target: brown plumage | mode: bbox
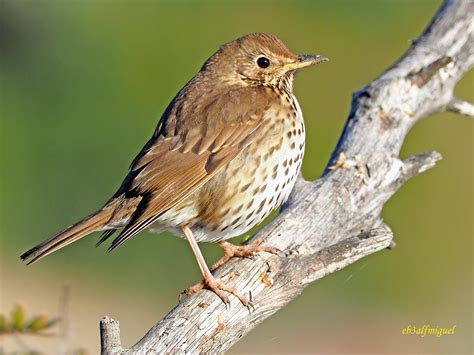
[21,33,327,304]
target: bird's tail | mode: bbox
[20,205,116,265]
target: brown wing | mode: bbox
[108,84,274,250]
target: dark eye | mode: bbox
[257,56,270,69]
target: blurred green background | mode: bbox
[1,0,472,353]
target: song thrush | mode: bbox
[21,33,327,305]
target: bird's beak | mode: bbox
[283,54,328,71]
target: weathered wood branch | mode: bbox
[100,0,473,353]
[100,316,122,353]
[447,97,474,117]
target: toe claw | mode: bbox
[214,241,281,268]
[188,276,249,307]
[219,284,248,306]
[183,280,205,298]
[245,301,255,313]
[276,249,286,258]
[264,246,281,255]
[217,292,229,305]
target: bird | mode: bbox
[20,33,327,305]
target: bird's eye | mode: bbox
[256,56,270,69]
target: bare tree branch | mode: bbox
[100,0,473,353]
[100,316,123,354]
[447,97,474,118]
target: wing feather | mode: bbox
[108,85,274,249]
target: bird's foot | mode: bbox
[184,274,248,306]
[210,240,280,271]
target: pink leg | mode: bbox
[181,226,248,305]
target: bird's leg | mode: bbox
[211,239,280,271]
[181,226,248,305]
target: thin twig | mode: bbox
[447,97,474,118]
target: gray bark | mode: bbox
[100,0,474,353]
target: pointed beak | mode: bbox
[283,54,328,71]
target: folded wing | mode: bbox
[108,85,274,250]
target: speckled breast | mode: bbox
[186,90,306,242]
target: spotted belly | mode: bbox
[196,131,304,242]
[150,94,305,243]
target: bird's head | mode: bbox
[202,33,327,92]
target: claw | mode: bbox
[184,276,248,306]
[245,290,255,313]
[210,241,280,271]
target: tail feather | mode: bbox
[20,207,114,265]
[96,229,117,247]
